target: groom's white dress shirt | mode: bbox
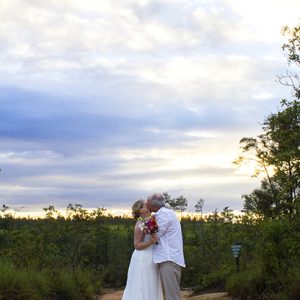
[153,207,185,267]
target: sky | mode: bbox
[0,0,299,215]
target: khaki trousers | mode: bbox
[158,261,182,300]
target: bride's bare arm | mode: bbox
[134,223,158,250]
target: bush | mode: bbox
[48,270,78,300]
[47,269,98,300]
[0,262,100,300]
[288,268,300,300]
[226,267,266,300]
[192,267,232,295]
[0,262,47,300]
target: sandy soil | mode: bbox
[98,289,232,300]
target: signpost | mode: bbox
[231,243,242,271]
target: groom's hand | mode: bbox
[150,234,159,245]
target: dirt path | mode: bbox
[99,289,232,300]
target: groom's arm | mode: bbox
[156,209,170,238]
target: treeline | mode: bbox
[0,205,134,299]
[0,205,300,299]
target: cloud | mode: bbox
[0,0,299,213]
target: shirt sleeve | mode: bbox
[156,209,170,238]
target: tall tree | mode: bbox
[162,192,172,204]
[235,22,300,218]
[194,198,204,216]
[162,192,188,213]
[175,195,188,214]
[281,23,300,98]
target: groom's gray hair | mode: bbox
[147,193,165,208]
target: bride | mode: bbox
[122,199,164,300]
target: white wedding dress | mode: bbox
[122,234,164,300]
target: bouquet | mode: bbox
[138,215,159,244]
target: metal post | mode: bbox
[235,256,240,271]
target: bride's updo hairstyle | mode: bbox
[132,199,144,219]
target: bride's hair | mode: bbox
[131,199,144,219]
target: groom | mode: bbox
[146,193,185,300]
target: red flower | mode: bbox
[144,216,159,235]
[138,215,159,244]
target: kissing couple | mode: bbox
[122,193,185,300]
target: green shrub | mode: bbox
[47,269,99,300]
[226,268,266,300]
[0,262,100,300]
[0,262,46,300]
[73,269,101,299]
[288,267,300,300]
[193,268,232,294]
[47,270,79,300]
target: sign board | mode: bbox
[231,244,242,258]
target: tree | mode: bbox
[162,192,172,204]
[175,195,188,214]
[0,204,9,213]
[43,205,62,219]
[280,23,300,99]
[194,198,204,216]
[237,100,300,218]
[162,192,188,213]
[0,204,10,218]
[235,22,300,218]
